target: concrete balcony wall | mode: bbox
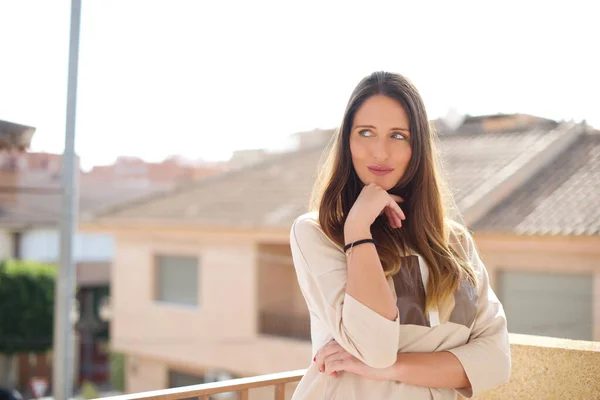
[478,334,600,399]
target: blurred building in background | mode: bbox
[0,145,230,391]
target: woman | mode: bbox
[289,71,510,399]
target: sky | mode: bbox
[0,0,598,171]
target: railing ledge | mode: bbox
[95,369,307,400]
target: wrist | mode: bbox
[389,354,405,381]
[343,223,372,244]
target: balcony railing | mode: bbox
[98,333,600,400]
[98,369,305,400]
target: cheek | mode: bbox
[349,139,365,164]
[403,148,412,164]
[394,145,412,168]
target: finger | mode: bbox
[315,342,344,371]
[316,340,339,359]
[324,354,349,375]
[380,191,405,220]
[324,351,351,366]
[325,359,346,377]
[319,348,352,372]
[384,208,397,228]
[393,208,403,227]
[389,194,404,203]
[388,199,406,220]
[386,204,404,227]
[388,207,403,228]
[392,213,402,229]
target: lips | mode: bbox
[367,166,394,176]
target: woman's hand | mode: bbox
[314,340,395,381]
[345,184,405,241]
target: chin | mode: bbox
[379,182,396,191]
[359,175,398,191]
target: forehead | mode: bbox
[353,95,409,127]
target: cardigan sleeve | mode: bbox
[290,214,400,368]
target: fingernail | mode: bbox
[313,356,316,362]
[319,367,323,372]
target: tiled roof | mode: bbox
[95,146,324,229]
[95,123,589,235]
[438,126,569,213]
[473,132,600,236]
[0,173,169,228]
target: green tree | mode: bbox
[109,351,125,392]
[0,259,56,387]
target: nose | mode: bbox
[371,137,390,162]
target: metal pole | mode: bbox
[53,0,82,399]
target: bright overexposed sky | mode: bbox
[0,1,598,170]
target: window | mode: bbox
[499,271,593,341]
[155,255,199,306]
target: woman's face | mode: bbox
[349,95,412,191]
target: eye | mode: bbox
[391,132,407,140]
[358,129,374,137]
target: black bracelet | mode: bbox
[344,238,376,253]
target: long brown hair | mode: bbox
[309,71,476,314]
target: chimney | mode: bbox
[294,128,335,150]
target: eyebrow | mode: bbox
[355,124,410,133]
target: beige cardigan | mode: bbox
[289,212,510,400]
